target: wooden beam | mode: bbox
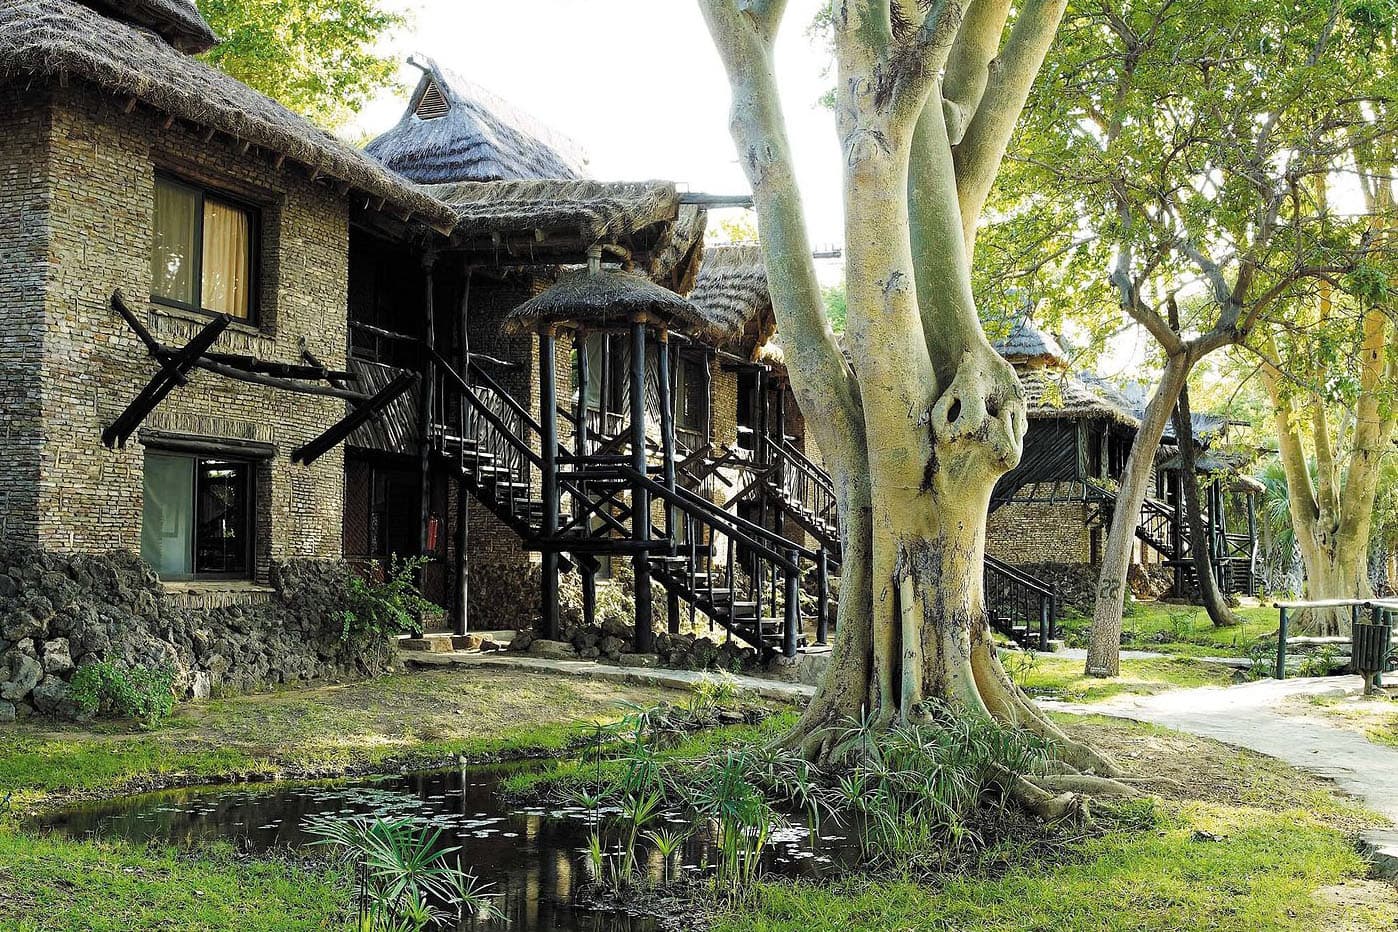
[103,315,230,448]
[292,370,418,465]
[273,153,287,171]
[122,96,138,114]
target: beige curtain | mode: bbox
[201,200,252,318]
[151,180,197,305]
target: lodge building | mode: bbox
[0,0,1257,714]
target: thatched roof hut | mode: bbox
[1015,367,1139,426]
[688,245,776,356]
[502,270,706,335]
[365,58,588,184]
[0,0,455,232]
[990,315,1068,367]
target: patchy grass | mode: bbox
[0,829,347,932]
[1058,601,1279,659]
[1287,693,1398,749]
[1011,653,1237,703]
[0,667,685,812]
[716,715,1395,932]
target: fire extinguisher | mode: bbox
[426,514,442,554]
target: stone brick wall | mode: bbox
[0,87,50,545]
[986,502,1094,564]
[16,85,349,569]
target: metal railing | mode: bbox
[984,554,1057,647]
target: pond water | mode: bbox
[38,762,861,931]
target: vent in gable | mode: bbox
[415,79,450,120]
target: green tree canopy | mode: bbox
[197,0,404,129]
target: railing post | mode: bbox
[783,548,799,659]
[1276,606,1289,679]
[538,325,561,642]
[816,548,830,646]
[415,248,438,639]
[1039,592,1050,651]
[1049,583,1058,641]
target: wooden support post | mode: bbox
[417,250,437,635]
[816,548,830,646]
[452,265,473,637]
[539,325,561,642]
[574,330,590,458]
[1246,492,1258,595]
[104,314,230,448]
[656,331,678,549]
[630,318,654,653]
[668,590,681,637]
[582,567,597,627]
[783,548,799,659]
[1276,606,1289,680]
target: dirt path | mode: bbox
[1049,675,1398,879]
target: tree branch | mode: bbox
[941,0,1013,144]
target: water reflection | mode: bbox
[38,763,860,932]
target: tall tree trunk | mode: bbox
[699,0,1122,815]
[1085,352,1190,677]
[1172,381,1240,627]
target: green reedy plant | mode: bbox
[683,749,784,895]
[304,815,500,931]
[67,661,176,728]
[340,556,435,644]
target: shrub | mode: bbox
[68,661,176,728]
[340,556,435,644]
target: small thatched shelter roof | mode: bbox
[1016,366,1139,426]
[502,270,705,335]
[0,0,455,232]
[366,58,588,184]
[990,315,1069,367]
[84,0,215,53]
[688,245,776,355]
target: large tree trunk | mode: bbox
[1172,381,1240,627]
[1085,352,1190,677]
[699,0,1122,816]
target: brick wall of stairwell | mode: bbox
[986,502,1095,565]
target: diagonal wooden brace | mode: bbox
[103,314,231,449]
[292,370,420,465]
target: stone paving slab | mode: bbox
[1046,675,1398,882]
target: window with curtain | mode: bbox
[150,176,257,321]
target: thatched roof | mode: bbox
[502,270,705,334]
[0,0,455,232]
[83,0,215,53]
[648,205,707,296]
[365,58,588,184]
[688,244,775,355]
[1017,366,1139,426]
[990,315,1068,366]
[425,179,678,244]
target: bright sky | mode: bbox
[350,0,846,249]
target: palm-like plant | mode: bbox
[304,815,501,931]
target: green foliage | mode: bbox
[830,711,1049,865]
[822,282,848,333]
[197,0,404,129]
[340,556,434,644]
[68,661,176,728]
[305,815,500,931]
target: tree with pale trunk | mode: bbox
[697,0,1130,817]
[973,0,1389,676]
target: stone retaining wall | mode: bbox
[0,547,395,721]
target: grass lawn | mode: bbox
[1057,600,1280,659]
[1011,653,1237,703]
[716,716,1397,932]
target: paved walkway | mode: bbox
[1047,675,1398,878]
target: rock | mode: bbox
[0,701,14,723]
[616,653,659,668]
[528,639,577,659]
[0,650,42,700]
[599,636,626,659]
[479,638,502,652]
[30,675,70,715]
[578,646,600,660]
[509,628,537,652]
[1,611,44,643]
[451,634,483,651]
[190,670,212,700]
[42,637,73,674]
[0,575,15,599]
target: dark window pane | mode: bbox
[194,460,250,575]
[151,179,197,305]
